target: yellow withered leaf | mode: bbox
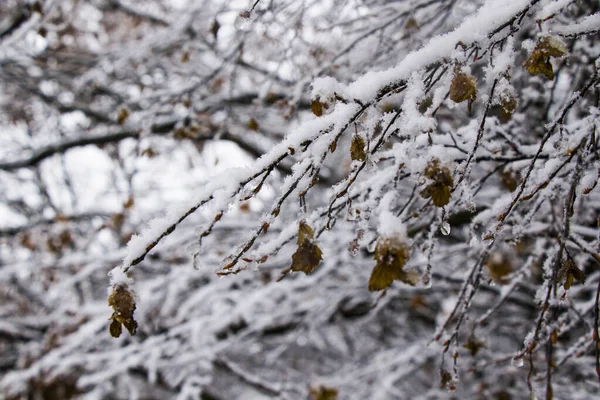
[368,236,417,291]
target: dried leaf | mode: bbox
[290,221,322,274]
[440,369,453,389]
[108,283,138,337]
[329,140,337,153]
[298,220,315,244]
[449,71,477,111]
[404,18,419,30]
[116,108,130,125]
[420,159,454,207]
[310,386,338,400]
[290,240,323,274]
[464,336,486,356]
[109,318,122,338]
[498,91,518,123]
[485,252,513,285]
[501,170,519,192]
[418,96,433,114]
[350,135,366,161]
[524,36,568,80]
[247,118,259,131]
[368,237,416,291]
[559,259,585,290]
[210,19,220,39]
[311,99,324,116]
[123,196,135,209]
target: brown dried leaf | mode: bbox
[298,220,315,244]
[210,19,220,39]
[449,71,477,111]
[420,159,454,207]
[311,99,324,116]
[498,91,518,123]
[559,259,585,290]
[501,170,519,192]
[108,283,137,337]
[368,237,416,291]
[440,369,453,389]
[485,253,513,285]
[117,108,130,125]
[290,240,323,275]
[464,336,486,356]
[310,386,338,400]
[524,36,567,80]
[247,118,259,131]
[109,319,122,338]
[350,135,366,161]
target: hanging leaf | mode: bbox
[418,96,433,114]
[350,135,366,161]
[420,159,454,207]
[498,91,518,123]
[108,283,138,337]
[311,98,328,116]
[298,220,315,243]
[368,236,417,291]
[440,369,453,389]
[523,36,568,80]
[290,239,323,274]
[404,18,419,31]
[501,170,519,192]
[210,19,220,39]
[116,107,130,125]
[464,336,486,356]
[247,118,259,131]
[109,319,122,338]
[485,252,513,284]
[558,259,585,290]
[449,70,477,112]
[290,221,323,274]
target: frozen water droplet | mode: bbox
[441,221,451,236]
[511,356,524,367]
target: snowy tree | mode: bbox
[1,0,600,399]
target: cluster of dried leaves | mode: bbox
[108,283,138,338]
